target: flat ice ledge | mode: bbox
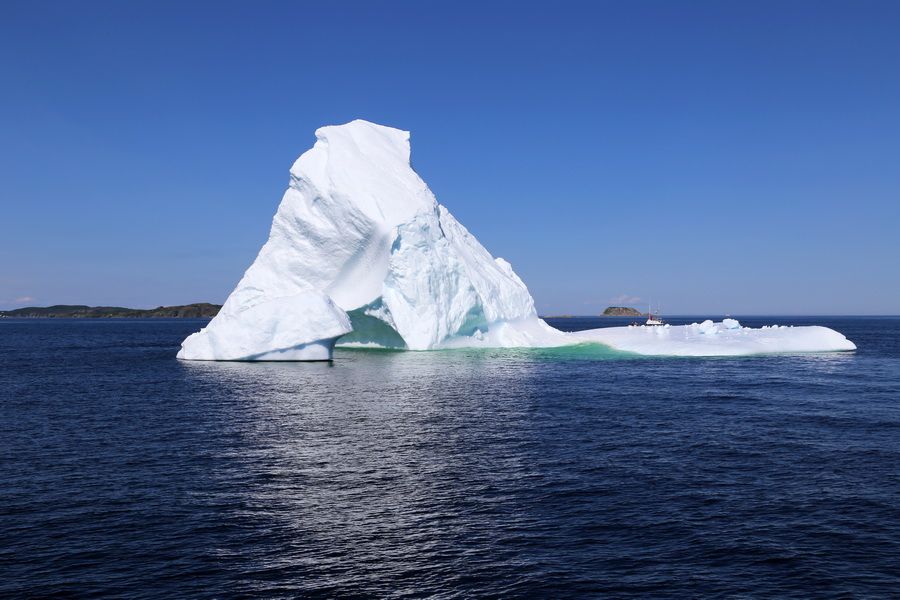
[338,318,856,358]
[570,319,857,357]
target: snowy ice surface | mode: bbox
[178,120,856,360]
[569,320,856,356]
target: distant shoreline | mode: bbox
[0,303,221,319]
[541,315,645,319]
[543,306,645,319]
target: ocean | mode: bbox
[2,316,898,597]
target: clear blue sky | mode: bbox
[2,1,898,314]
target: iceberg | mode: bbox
[178,120,856,360]
[178,120,558,360]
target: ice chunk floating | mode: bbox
[570,320,855,356]
[178,120,856,360]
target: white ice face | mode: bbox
[178,120,550,360]
[177,120,856,361]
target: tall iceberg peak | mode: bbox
[178,119,549,360]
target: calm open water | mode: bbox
[2,316,899,598]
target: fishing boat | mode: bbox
[645,303,665,326]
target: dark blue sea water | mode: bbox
[2,316,899,598]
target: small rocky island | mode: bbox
[0,303,221,318]
[602,306,643,317]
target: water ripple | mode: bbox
[1,317,898,597]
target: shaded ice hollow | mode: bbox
[178,120,856,360]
